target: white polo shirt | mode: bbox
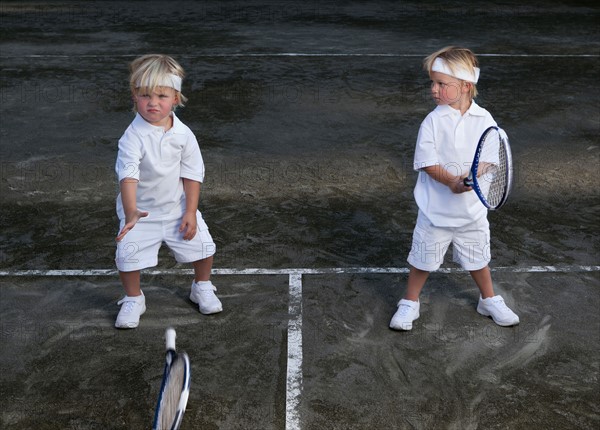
[115,112,205,221]
[413,102,496,227]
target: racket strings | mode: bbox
[478,132,508,207]
[157,357,186,430]
[488,146,507,206]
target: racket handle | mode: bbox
[463,177,473,187]
[165,327,176,351]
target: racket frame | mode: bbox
[464,125,513,210]
[152,328,191,430]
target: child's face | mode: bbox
[429,71,469,108]
[134,86,179,128]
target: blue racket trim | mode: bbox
[467,126,513,210]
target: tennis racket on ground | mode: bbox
[152,328,191,430]
[464,125,513,210]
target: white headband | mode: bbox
[431,57,480,83]
[136,73,182,91]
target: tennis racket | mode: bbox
[463,125,513,210]
[152,328,191,430]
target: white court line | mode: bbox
[286,273,303,430]
[1,264,597,430]
[3,53,599,58]
[0,265,598,277]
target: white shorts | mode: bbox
[115,210,216,272]
[407,211,491,272]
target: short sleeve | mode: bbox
[179,133,205,183]
[115,132,142,182]
[413,114,439,171]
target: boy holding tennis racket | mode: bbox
[390,46,519,331]
[114,54,222,329]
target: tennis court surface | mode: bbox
[1,1,598,429]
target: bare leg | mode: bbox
[192,255,213,282]
[404,266,430,301]
[470,266,495,299]
[119,270,142,296]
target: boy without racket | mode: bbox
[114,54,222,329]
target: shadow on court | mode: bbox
[1,1,599,429]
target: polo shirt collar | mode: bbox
[434,101,487,117]
[465,101,487,117]
[131,112,186,136]
[170,113,187,134]
[435,104,459,117]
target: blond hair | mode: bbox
[424,46,479,99]
[129,54,188,112]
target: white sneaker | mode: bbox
[389,299,420,331]
[115,293,146,329]
[190,281,223,314]
[477,295,519,326]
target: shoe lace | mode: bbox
[196,283,217,296]
[122,301,136,313]
[488,297,519,325]
[118,298,137,314]
[489,297,510,311]
[397,304,412,316]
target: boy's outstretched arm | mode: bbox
[180,178,201,240]
[422,165,472,194]
[116,178,148,242]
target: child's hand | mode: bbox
[422,165,472,195]
[450,177,472,194]
[116,210,149,242]
[179,211,198,241]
